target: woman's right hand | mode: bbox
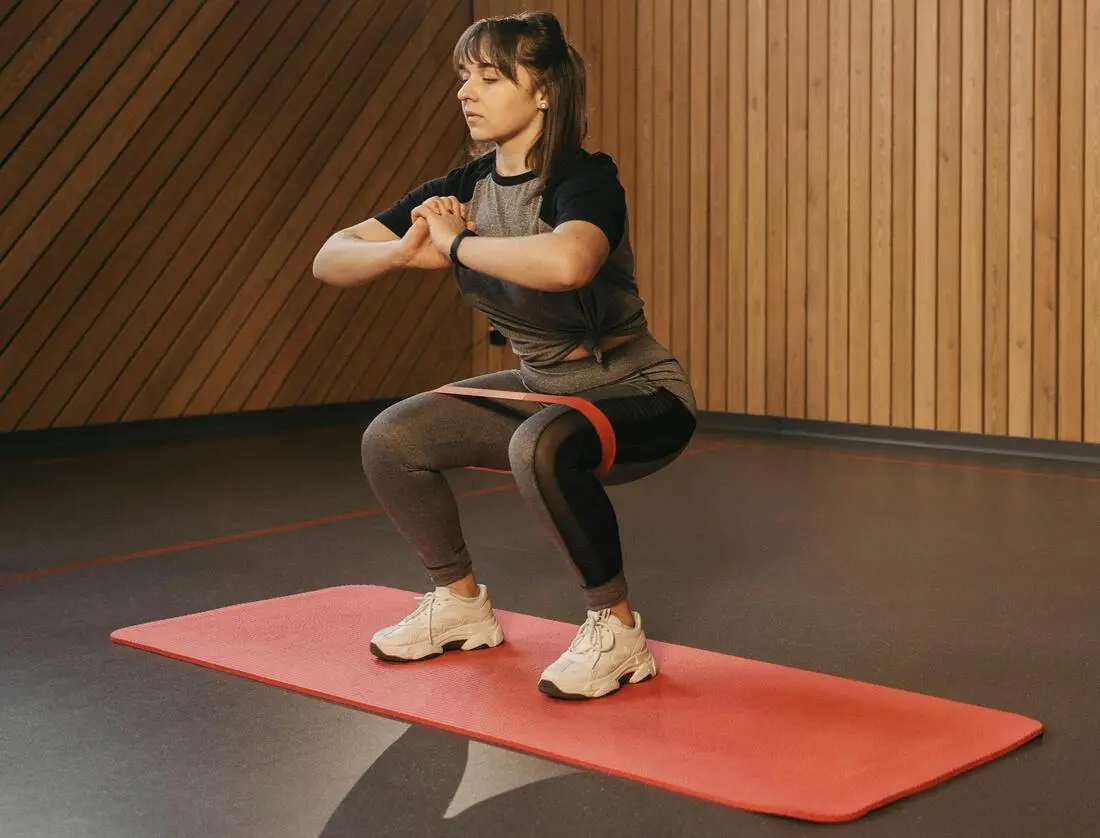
[400,197,475,270]
[399,217,450,270]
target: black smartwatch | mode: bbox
[449,228,477,269]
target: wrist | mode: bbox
[450,228,477,268]
[390,238,411,269]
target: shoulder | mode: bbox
[546,149,623,196]
[541,150,626,249]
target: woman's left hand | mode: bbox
[411,198,473,255]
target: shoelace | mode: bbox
[398,591,438,626]
[570,610,616,653]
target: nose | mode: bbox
[457,77,474,102]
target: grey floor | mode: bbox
[3,416,1098,837]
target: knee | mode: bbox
[360,395,434,476]
[508,412,594,483]
[507,422,551,483]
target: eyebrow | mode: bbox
[456,61,499,71]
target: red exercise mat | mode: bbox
[111,585,1042,823]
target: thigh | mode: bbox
[585,381,698,464]
[510,382,697,485]
[364,370,540,472]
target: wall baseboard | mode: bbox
[3,402,1098,466]
[696,412,1100,466]
[0,401,400,461]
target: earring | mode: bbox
[538,103,548,111]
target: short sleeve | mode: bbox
[371,159,481,236]
[371,175,449,238]
[549,160,627,250]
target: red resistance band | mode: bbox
[432,385,617,477]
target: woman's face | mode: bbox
[456,58,546,147]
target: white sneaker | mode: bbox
[537,609,658,699]
[369,584,505,662]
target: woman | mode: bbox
[312,11,696,700]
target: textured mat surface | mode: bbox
[111,585,1043,822]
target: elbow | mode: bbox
[312,238,341,285]
[556,255,595,292]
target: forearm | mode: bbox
[312,232,405,287]
[454,233,580,292]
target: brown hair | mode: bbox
[453,11,587,192]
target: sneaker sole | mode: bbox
[537,651,658,700]
[369,624,505,663]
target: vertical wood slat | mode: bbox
[869,0,892,427]
[671,0,691,371]
[891,0,916,429]
[689,0,710,407]
[747,0,768,414]
[960,0,986,434]
[806,0,829,421]
[1059,0,1085,441]
[1008,0,1035,437]
[727,0,748,413]
[787,0,808,420]
[937,0,962,432]
[827,0,850,422]
[913,0,937,429]
[651,0,672,351]
[1085,0,1100,443]
[707,0,728,411]
[849,0,871,425]
[1033,0,1059,439]
[766,0,788,417]
[985,0,1011,436]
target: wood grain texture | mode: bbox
[1,0,471,431]
[7,0,1098,443]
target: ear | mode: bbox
[534,84,549,111]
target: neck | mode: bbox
[494,119,543,176]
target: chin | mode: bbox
[468,127,498,143]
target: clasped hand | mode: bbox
[398,196,476,271]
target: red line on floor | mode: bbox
[6,435,1093,587]
[2,443,730,587]
[0,483,518,586]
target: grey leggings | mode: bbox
[360,367,697,610]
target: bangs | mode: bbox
[452,18,523,81]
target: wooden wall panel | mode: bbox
[6,1,1099,446]
[0,0,472,432]
[475,0,1100,444]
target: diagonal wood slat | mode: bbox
[0,0,275,431]
[0,0,473,433]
